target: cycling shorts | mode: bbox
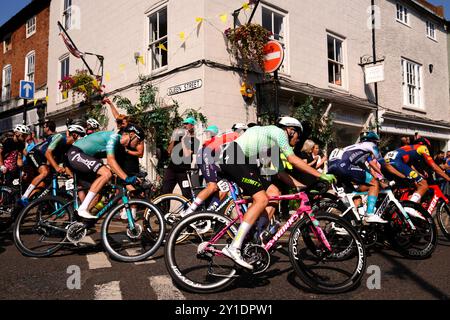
[328,159,374,185]
[67,146,103,175]
[389,161,423,183]
[27,150,47,169]
[197,150,220,184]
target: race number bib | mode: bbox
[217,180,230,193]
[182,180,190,189]
[65,179,75,191]
[329,148,344,161]
[385,151,398,161]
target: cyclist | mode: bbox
[86,118,101,135]
[182,123,248,216]
[19,121,57,206]
[218,117,336,269]
[385,137,450,204]
[67,126,139,219]
[328,132,388,224]
[0,125,30,184]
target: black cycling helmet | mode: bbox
[413,137,432,149]
[124,124,145,141]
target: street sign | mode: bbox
[168,79,203,96]
[365,64,385,84]
[263,40,285,73]
[19,80,35,100]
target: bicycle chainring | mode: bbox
[242,244,271,275]
[66,222,87,244]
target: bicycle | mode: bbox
[164,181,366,294]
[13,174,165,262]
[315,181,437,259]
[396,180,450,240]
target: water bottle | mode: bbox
[91,197,106,214]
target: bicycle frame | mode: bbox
[399,184,449,215]
[333,185,416,230]
[207,183,332,256]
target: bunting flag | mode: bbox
[219,14,228,23]
[158,43,168,51]
[196,17,204,23]
[178,32,186,41]
[33,99,38,106]
[45,96,49,103]
[242,3,250,10]
[59,32,83,58]
[119,64,126,72]
[62,91,68,99]
[105,72,111,82]
[138,56,145,65]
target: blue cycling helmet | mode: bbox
[360,131,380,143]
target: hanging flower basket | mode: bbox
[225,23,271,82]
[58,70,104,103]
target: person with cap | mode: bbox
[102,97,130,134]
[161,117,200,199]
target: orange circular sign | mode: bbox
[263,40,285,73]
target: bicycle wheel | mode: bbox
[152,193,190,225]
[164,212,239,294]
[222,201,238,220]
[289,213,366,294]
[437,200,450,240]
[384,201,437,259]
[102,199,165,262]
[0,187,18,222]
[13,196,73,257]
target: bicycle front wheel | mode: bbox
[164,212,239,294]
[289,213,366,294]
[437,200,450,240]
[102,199,165,262]
[13,196,73,257]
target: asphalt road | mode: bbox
[1,221,450,301]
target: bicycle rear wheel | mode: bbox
[437,200,450,240]
[164,212,239,294]
[102,199,165,262]
[289,213,366,294]
[384,201,437,259]
[13,196,73,257]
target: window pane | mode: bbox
[149,12,158,43]
[274,13,284,41]
[327,36,335,60]
[328,61,335,83]
[159,8,167,38]
[262,8,272,32]
[335,39,343,63]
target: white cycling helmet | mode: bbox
[86,118,100,129]
[232,123,248,131]
[277,116,303,133]
[14,124,31,135]
[67,124,86,136]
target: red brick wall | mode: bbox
[0,5,50,100]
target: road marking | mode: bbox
[94,281,122,300]
[125,248,156,265]
[83,236,96,245]
[149,276,186,300]
[87,252,112,270]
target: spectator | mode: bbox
[293,139,317,186]
[102,98,130,134]
[312,144,327,173]
[401,136,411,146]
[161,117,200,198]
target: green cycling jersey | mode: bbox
[73,131,121,158]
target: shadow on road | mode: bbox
[379,250,450,300]
[0,224,14,255]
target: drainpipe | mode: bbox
[371,0,380,134]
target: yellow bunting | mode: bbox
[196,17,204,23]
[105,72,111,82]
[119,64,126,72]
[178,32,185,41]
[219,14,228,23]
[33,99,38,106]
[158,43,168,52]
[45,96,49,103]
[62,91,68,100]
[138,56,145,65]
[243,2,250,10]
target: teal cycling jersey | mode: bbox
[235,125,294,159]
[73,131,121,158]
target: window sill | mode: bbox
[396,19,411,28]
[403,106,426,114]
[328,83,349,93]
[427,35,438,43]
[149,65,168,76]
[26,31,36,39]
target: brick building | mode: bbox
[0,0,51,135]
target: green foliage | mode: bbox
[86,103,109,128]
[290,96,335,147]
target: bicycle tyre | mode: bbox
[13,196,73,257]
[152,193,191,224]
[102,199,166,262]
[288,212,366,294]
[164,212,239,294]
[437,200,450,240]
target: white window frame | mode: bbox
[59,54,70,102]
[148,6,168,72]
[426,21,436,41]
[327,33,346,88]
[25,51,36,83]
[261,5,289,74]
[396,3,409,26]
[402,58,424,109]
[3,35,12,53]
[26,16,37,38]
[2,65,12,102]
[63,0,72,30]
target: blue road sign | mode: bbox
[19,81,35,100]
